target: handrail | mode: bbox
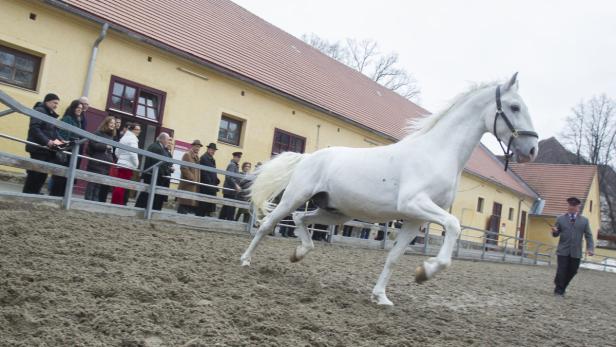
[162,175,237,192]
[0,131,143,173]
[0,90,244,179]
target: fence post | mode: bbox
[328,224,335,244]
[455,230,461,258]
[247,204,256,234]
[145,165,159,220]
[481,233,487,260]
[604,257,608,272]
[62,142,80,210]
[423,223,430,255]
[519,240,525,264]
[533,245,539,265]
[381,222,388,249]
[502,238,508,262]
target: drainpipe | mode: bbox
[82,23,109,97]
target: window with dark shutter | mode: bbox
[271,128,306,156]
[106,76,166,123]
[0,45,41,91]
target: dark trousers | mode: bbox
[554,255,581,294]
[177,204,194,214]
[196,190,217,217]
[23,152,66,195]
[219,191,237,220]
[135,174,167,211]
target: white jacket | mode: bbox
[115,131,139,169]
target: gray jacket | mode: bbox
[223,160,240,190]
[552,213,594,258]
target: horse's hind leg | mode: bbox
[372,220,421,306]
[240,190,311,266]
[290,208,349,263]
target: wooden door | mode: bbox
[518,211,527,250]
[486,202,502,247]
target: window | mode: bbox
[508,208,514,221]
[106,76,165,122]
[0,45,41,90]
[218,115,243,146]
[476,197,484,213]
[272,128,306,155]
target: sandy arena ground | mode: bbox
[1,201,615,346]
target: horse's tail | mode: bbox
[250,151,307,217]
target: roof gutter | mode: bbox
[44,0,400,143]
[82,22,109,97]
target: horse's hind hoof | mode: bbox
[415,265,429,284]
[289,252,300,263]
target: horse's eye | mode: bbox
[510,105,520,113]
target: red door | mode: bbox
[73,108,108,195]
[486,202,502,247]
[518,211,527,250]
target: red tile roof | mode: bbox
[510,163,597,216]
[57,0,429,140]
[464,144,538,198]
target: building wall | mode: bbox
[0,0,389,175]
[427,172,534,247]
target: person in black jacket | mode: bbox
[235,161,252,223]
[84,116,116,202]
[196,142,220,217]
[22,93,67,195]
[135,133,174,211]
[219,151,242,220]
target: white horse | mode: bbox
[240,73,538,306]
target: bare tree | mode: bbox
[561,94,616,233]
[301,34,420,101]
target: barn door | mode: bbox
[518,211,527,250]
[486,202,502,247]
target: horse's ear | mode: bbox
[504,72,519,92]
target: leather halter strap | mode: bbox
[493,85,538,171]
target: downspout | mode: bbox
[82,23,109,97]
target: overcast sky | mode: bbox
[233,0,616,153]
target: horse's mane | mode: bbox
[405,81,500,139]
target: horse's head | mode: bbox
[485,73,538,164]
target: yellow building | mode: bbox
[454,145,538,247]
[3,0,605,264]
[0,0,426,173]
[510,163,604,259]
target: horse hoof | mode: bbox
[415,265,429,284]
[240,259,251,267]
[371,293,394,306]
[289,252,301,263]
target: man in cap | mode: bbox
[550,197,595,297]
[23,93,67,195]
[177,140,203,214]
[219,151,243,220]
[196,142,220,217]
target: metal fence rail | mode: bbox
[0,90,253,229]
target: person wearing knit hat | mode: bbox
[23,92,67,195]
[43,93,60,103]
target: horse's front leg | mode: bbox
[408,195,461,283]
[372,221,420,306]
